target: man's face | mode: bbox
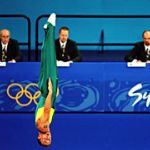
[59,29,69,43]
[0,30,10,44]
[143,31,150,46]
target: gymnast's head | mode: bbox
[37,131,51,147]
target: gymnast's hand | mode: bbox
[48,78,52,94]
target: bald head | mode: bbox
[0,29,10,44]
[143,30,150,46]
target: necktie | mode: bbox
[147,48,150,54]
[146,48,150,61]
[2,46,6,62]
[61,44,65,57]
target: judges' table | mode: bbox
[0,62,150,112]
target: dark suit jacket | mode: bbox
[0,38,22,62]
[55,39,81,62]
[124,42,147,62]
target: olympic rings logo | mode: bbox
[7,83,41,107]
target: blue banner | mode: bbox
[0,62,150,112]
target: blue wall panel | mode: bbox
[1,0,150,50]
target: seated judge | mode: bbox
[125,30,150,62]
[0,29,22,62]
[55,26,81,62]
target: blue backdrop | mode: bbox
[1,0,150,50]
[1,62,150,112]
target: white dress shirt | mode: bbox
[59,40,67,48]
[1,42,8,52]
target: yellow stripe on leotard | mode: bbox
[35,107,55,124]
